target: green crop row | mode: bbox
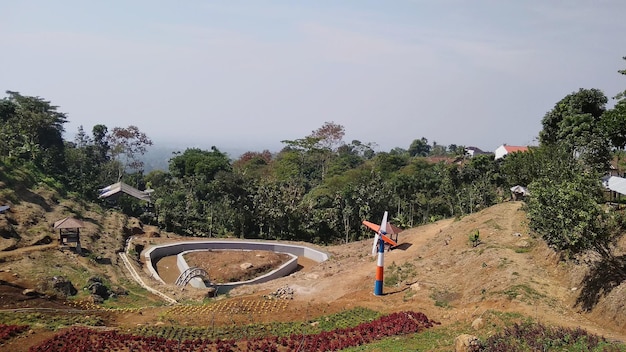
[130,306,380,341]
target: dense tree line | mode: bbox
[0,94,507,243]
[142,123,517,243]
[2,56,626,255]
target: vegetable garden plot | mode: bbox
[131,307,381,341]
[29,311,440,351]
[164,298,290,317]
[0,324,29,344]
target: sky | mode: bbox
[2,1,626,154]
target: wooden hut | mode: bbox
[54,217,84,253]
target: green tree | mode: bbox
[280,122,346,182]
[232,150,272,179]
[169,147,231,180]
[92,124,110,164]
[192,171,256,238]
[391,158,443,226]
[0,91,67,173]
[526,145,610,256]
[348,140,376,159]
[499,147,538,187]
[601,57,626,174]
[602,103,626,151]
[407,137,430,157]
[326,143,366,177]
[447,144,467,157]
[539,88,610,172]
[279,136,324,185]
[371,151,409,178]
[63,125,106,197]
[540,88,607,144]
[430,141,447,156]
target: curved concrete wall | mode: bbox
[177,249,299,290]
[144,240,329,292]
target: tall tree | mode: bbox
[63,126,101,197]
[107,125,153,181]
[349,140,376,159]
[601,57,626,174]
[280,136,325,185]
[309,121,345,151]
[408,137,430,157]
[539,88,610,172]
[0,91,67,172]
[0,99,18,160]
[92,124,110,164]
[540,88,607,144]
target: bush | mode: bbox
[469,229,480,247]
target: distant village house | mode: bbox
[494,144,529,160]
[465,146,492,158]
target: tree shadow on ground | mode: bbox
[18,188,52,212]
[575,254,626,311]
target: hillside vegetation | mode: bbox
[0,164,625,350]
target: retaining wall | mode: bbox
[144,240,329,292]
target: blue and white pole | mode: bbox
[372,211,388,296]
[374,234,385,295]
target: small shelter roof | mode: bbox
[98,182,151,202]
[510,185,530,196]
[0,205,9,213]
[386,223,404,236]
[54,217,85,229]
[603,176,626,196]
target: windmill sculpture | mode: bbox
[362,211,403,296]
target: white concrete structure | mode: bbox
[144,240,329,293]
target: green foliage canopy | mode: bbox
[525,146,609,256]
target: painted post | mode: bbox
[374,235,385,295]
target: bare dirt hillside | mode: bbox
[0,180,625,350]
[231,202,626,340]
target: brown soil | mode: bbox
[184,250,292,283]
[0,199,625,351]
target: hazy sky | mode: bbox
[2,1,626,154]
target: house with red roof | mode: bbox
[494,144,529,160]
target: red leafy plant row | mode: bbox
[29,311,439,352]
[0,324,29,343]
[482,322,615,351]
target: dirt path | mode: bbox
[0,243,58,259]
